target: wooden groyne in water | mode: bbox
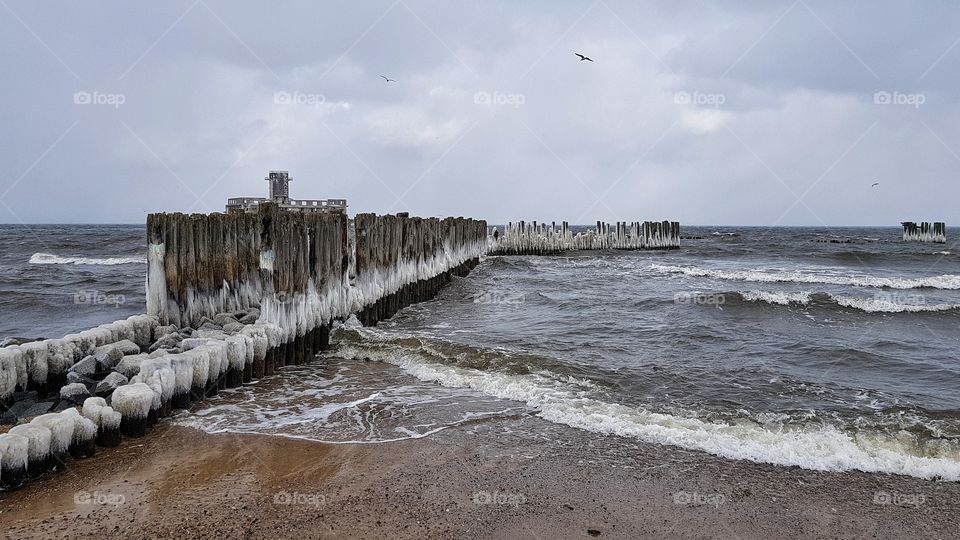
[0,204,486,492]
[901,222,946,243]
[353,213,485,326]
[489,220,681,255]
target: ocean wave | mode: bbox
[334,329,960,481]
[653,264,960,290]
[732,290,960,313]
[29,252,145,266]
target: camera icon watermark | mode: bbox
[674,292,726,306]
[673,491,725,508]
[873,292,926,306]
[873,491,925,508]
[74,490,126,507]
[74,290,126,307]
[274,90,326,108]
[873,91,925,108]
[474,90,526,109]
[472,490,527,508]
[674,90,725,108]
[73,91,126,109]
[272,490,326,507]
[473,291,525,305]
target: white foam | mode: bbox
[653,264,960,290]
[741,290,812,305]
[737,290,960,313]
[29,252,145,265]
[336,338,960,481]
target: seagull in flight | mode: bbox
[871,182,880,187]
[574,53,593,62]
[380,75,396,83]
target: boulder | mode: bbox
[59,383,91,405]
[94,339,140,357]
[223,322,245,334]
[115,354,148,379]
[1,400,54,423]
[53,401,75,413]
[149,333,181,352]
[198,321,222,332]
[67,371,97,388]
[95,372,129,397]
[178,327,194,338]
[213,312,239,327]
[70,356,99,377]
[12,390,38,403]
[0,337,44,348]
[153,325,177,340]
[238,312,260,324]
[194,329,226,340]
[94,348,124,372]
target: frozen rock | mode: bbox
[114,354,148,379]
[69,356,98,377]
[93,347,124,371]
[94,339,140,357]
[95,372,128,397]
[223,322,245,334]
[149,333,181,352]
[59,383,90,405]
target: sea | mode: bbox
[2,224,959,480]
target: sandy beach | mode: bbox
[2,414,957,539]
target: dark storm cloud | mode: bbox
[0,0,958,225]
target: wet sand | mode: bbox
[1,414,957,539]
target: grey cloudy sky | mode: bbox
[1,1,958,225]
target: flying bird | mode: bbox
[574,53,593,62]
[871,182,880,187]
[380,75,396,83]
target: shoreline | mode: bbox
[2,415,957,539]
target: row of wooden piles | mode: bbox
[353,213,487,325]
[147,205,488,339]
[901,222,947,243]
[489,220,681,255]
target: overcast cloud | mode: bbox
[1,1,958,225]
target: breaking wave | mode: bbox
[731,290,960,313]
[653,263,960,290]
[29,252,146,266]
[333,327,960,481]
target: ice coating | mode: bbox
[489,220,681,254]
[111,383,155,420]
[9,424,52,462]
[30,413,74,455]
[146,208,487,342]
[0,433,29,473]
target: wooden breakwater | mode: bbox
[902,222,946,243]
[489,220,681,255]
[0,204,486,492]
[353,213,486,325]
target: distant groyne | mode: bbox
[901,222,946,244]
[489,220,681,255]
